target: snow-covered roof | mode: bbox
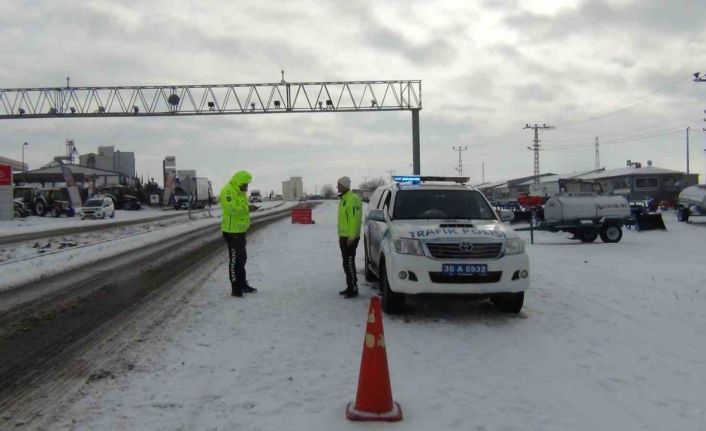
[576,166,685,180]
[516,169,605,186]
[27,165,124,176]
[475,179,508,189]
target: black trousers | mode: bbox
[223,232,247,290]
[339,237,360,289]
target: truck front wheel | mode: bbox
[379,260,404,314]
[364,239,378,283]
[600,225,622,243]
[35,201,47,217]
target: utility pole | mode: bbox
[595,137,600,170]
[452,146,468,176]
[524,123,554,183]
[686,127,690,174]
[22,141,28,184]
[694,72,705,180]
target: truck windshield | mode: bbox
[392,190,495,220]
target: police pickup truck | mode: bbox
[364,176,529,314]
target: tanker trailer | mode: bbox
[676,185,706,222]
[516,195,632,243]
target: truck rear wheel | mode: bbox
[124,201,133,211]
[579,230,598,242]
[600,225,622,243]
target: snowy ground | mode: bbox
[23,203,706,430]
[0,201,290,291]
[0,201,284,237]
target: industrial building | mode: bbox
[78,146,135,179]
[282,177,304,201]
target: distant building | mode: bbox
[79,145,135,179]
[282,176,304,201]
[17,165,133,188]
[475,164,698,203]
[0,156,26,172]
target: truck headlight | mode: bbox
[393,238,424,256]
[505,238,525,255]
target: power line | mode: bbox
[543,128,684,151]
[523,123,554,183]
[542,124,696,149]
[556,74,694,127]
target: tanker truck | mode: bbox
[516,195,632,243]
[676,185,706,222]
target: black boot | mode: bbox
[339,287,351,295]
[343,288,359,299]
[243,284,257,293]
[231,286,243,297]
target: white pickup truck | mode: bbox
[364,176,529,314]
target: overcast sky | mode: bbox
[2,0,706,194]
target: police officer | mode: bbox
[220,170,259,297]
[336,176,363,298]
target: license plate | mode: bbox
[442,264,487,275]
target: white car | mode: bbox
[364,176,529,314]
[80,197,115,220]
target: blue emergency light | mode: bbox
[392,175,469,184]
[392,175,421,184]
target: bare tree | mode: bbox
[321,184,336,198]
[358,176,386,191]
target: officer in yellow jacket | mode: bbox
[220,170,259,297]
[337,176,363,298]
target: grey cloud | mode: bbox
[364,26,458,66]
[505,0,706,42]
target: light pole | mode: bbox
[22,142,28,184]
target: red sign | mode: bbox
[291,207,312,224]
[0,164,11,186]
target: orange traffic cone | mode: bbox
[346,296,403,422]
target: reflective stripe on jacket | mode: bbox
[220,171,252,233]
[337,190,362,239]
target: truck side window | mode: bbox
[374,189,386,210]
[382,191,392,217]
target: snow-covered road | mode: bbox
[28,203,706,430]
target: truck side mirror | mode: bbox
[368,209,385,222]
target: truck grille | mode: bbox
[429,271,502,284]
[426,242,502,259]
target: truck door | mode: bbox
[369,190,391,266]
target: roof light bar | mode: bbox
[392,175,469,184]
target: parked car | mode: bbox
[101,185,141,210]
[80,196,115,220]
[33,188,74,217]
[13,186,37,207]
[14,200,31,218]
[364,176,528,314]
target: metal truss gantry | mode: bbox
[0,79,423,173]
